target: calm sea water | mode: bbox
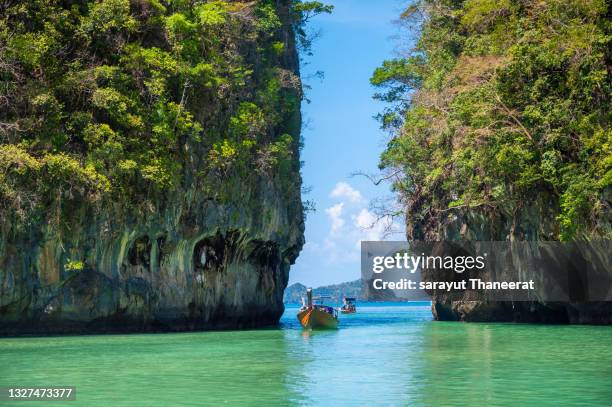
[1,303,611,406]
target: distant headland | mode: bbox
[284,279,402,304]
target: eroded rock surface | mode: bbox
[0,0,304,335]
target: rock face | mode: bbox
[415,199,612,324]
[0,1,304,335]
[370,0,610,324]
[0,179,303,334]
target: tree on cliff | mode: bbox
[0,0,330,228]
[371,0,610,241]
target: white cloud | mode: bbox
[330,182,363,203]
[301,192,405,276]
[325,202,345,234]
[354,208,376,229]
[322,238,336,250]
[353,208,385,243]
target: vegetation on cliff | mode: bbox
[0,0,333,334]
[0,0,330,227]
[372,0,610,240]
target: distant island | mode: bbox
[284,279,401,304]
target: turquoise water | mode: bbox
[1,303,611,406]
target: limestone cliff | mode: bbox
[413,200,612,324]
[0,0,308,335]
[371,1,611,324]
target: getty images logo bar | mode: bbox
[361,240,612,302]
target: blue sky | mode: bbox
[289,0,410,287]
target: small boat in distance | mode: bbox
[297,288,339,329]
[340,297,357,314]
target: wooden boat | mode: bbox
[297,288,338,329]
[340,297,357,314]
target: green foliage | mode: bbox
[0,0,309,218]
[64,260,85,272]
[197,1,229,26]
[208,139,254,174]
[0,145,42,176]
[272,41,285,56]
[229,102,267,139]
[290,1,334,55]
[267,134,294,171]
[292,1,334,19]
[43,153,111,193]
[373,0,611,240]
[81,0,138,34]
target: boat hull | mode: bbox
[297,308,338,329]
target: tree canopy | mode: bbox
[372,0,611,240]
[0,0,330,223]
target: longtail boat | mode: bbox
[297,288,338,329]
[340,297,357,314]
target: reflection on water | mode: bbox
[285,304,429,406]
[416,322,612,406]
[1,328,305,406]
[1,303,611,406]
